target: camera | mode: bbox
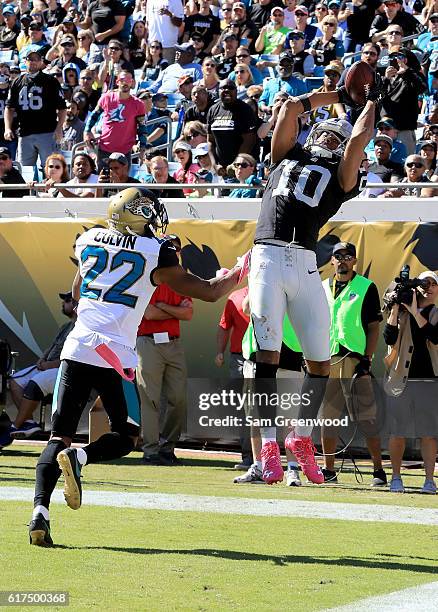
[383,265,427,310]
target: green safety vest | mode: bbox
[242,315,301,360]
[323,274,372,357]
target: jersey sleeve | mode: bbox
[53,77,67,109]
[5,79,19,108]
[361,282,383,328]
[157,240,180,268]
[219,299,235,330]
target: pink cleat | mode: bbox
[260,441,284,484]
[285,433,324,484]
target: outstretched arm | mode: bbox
[152,265,240,302]
[271,91,339,164]
[338,100,376,192]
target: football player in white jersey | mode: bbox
[29,187,242,547]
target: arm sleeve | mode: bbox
[361,282,383,328]
[157,240,180,268]
[383,323,399,346]
[85,105,103,132]
[219,299,234,330]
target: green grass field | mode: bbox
[1,444,437,611]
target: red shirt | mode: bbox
[137,284,192,337]
[99,92,145,154]
[219,287,249,354]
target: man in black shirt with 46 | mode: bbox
[248,81,380,485]
[4,49,66,168]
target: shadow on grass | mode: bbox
[100,456,235,469]
[50,545,438,573]
[0,450,40,458]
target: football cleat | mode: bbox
[29,514,53,547]
[57,448,82,510]
[285,433,324,484]
[260,441,284,485]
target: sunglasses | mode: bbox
[48,164,62,169]
[250,94,261,100]
[325,71,339,77]
[236,54,249,59]
[422,280,438,288]
[63,297,73,303]
[406,162,424,168]
[235,69,248,73]
[334,253,354,261]
[150,45,161,49]
[61,42,74,47]
[29,25,42,30]
[187,131,200,139]
[109,46,122,51]
[204,63,216,67]
[290,34,304,40]
[80,75,92,80]
[223,7,232,10]
[384,1,397,5]
[295,11,307,15]
[234,161,252,168]
[0,154,10,160]
[316,6,328,10]
[175,149,188,154]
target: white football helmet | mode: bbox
[304,118,353,159]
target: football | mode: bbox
[344,60,375,106]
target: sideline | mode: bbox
[325,581,438,611]
[1,486,437,525]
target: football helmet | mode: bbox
[304,118,352,159]
[107,187,168,236]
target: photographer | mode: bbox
[383,270,438,494]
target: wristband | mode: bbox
[296,94,311,113]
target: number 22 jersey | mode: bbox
[254,143,364,252]
[61,228,179,368]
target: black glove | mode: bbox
[353,356,371,378]
[336,85,357,108]
[364,71,384,104]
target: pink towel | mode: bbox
[95,344,135,381]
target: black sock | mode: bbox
[84,432,134,464]
[34,439,67,509]
[299,373,329,421]
[253,362,278,422]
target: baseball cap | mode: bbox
[223,32,238,40]
[0,147,11,157]
[328,0,341,6]
[192,143,210,158]
[2,5,15,15]
[332,242,356,256]
[195,169,213,182]
[295,5,309,13]
[25,46,43,58]
[430,12,438,18]
[233,2,246,8]
[418,139,436,151]
[108,152,128,165]
[324,61,342,75]
[152,92,168,104]
[377,116,395,129]
[173,141,192,152]
[20,12,32,22]
[271,6,284,14]
[374,134,393,147]
[29,20,43,30]
[175,42,195,54]
[279,51,295,62]
[60,35,75,44]
[62,16,75,23]
[178,74,194,86]
[59,291,73,300]
[288,29,305,39]
[137,89,153,100]
[418,270,438,284]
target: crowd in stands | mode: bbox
[1,0,438,198]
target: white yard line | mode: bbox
[325,581,438,612]
[1,486,437,525]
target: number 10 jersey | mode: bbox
[255,143,363,252]
[61,228,179,368]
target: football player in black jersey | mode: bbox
[248,85,379,485]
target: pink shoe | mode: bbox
[285,433,324,484]
[260,441,283,484]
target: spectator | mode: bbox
[417,12,438,50]
[370,0,426,39]
[381,48,427,154]
[140,41,169,82]
[228,153,262,197]
[309,16,344,69]
[34,153,69,198]
[187,33,208,65]
[383,271,438,494]
[5,48,66,168]
[76,29,102,64]
[250,0,284,31]
[284,29,315,77]
[73,70,101,121]
[229,46,264,85]
[97,151,140,196]
[137,90,169,153]
[338,0,383,53]
[60,99,84,150]
[146,0,184,63]
[221,3,258,51]
[375,26,404,73]
[214,32,239,80]
[97,39,135,91]
[215,285,251,469]
[55,151,98,197]
[283,0,297,28]
[143,155,185,197]
[192,141,221,181]
[312,2,329,28]
[196,56,221,97]
[0,63,17,159]
[80,0,126,47]
[255,7,290,55]
[0,146,28,198]
[19,21,51,61]
[258,51,306,112]
[183,85,215,125]
[327,0,345,38]
[44,0,67,27]
[183,120,208,147]
[0,5,20,51]
[0,291,77,448]
[289,5,317,49]
[183,0,221,54]
[419,140,437,178]
[368,135,405,181]
[47,34,87,71]
[51,16,79,47]
[136,234,193,465]
[84,70,146,169]
[127,20,147,68]
[359,156,385,198]
[233,63,254,98]
[16,14,33,53]
[309,62,347,124]
[149,43,203,94]
[207,78,256,172]
[177,74,195,108]
[382,154,431,197]
[62,62,80,99]
[320,242,386,486]
[364,116,408,164]
[172,139,200,194]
